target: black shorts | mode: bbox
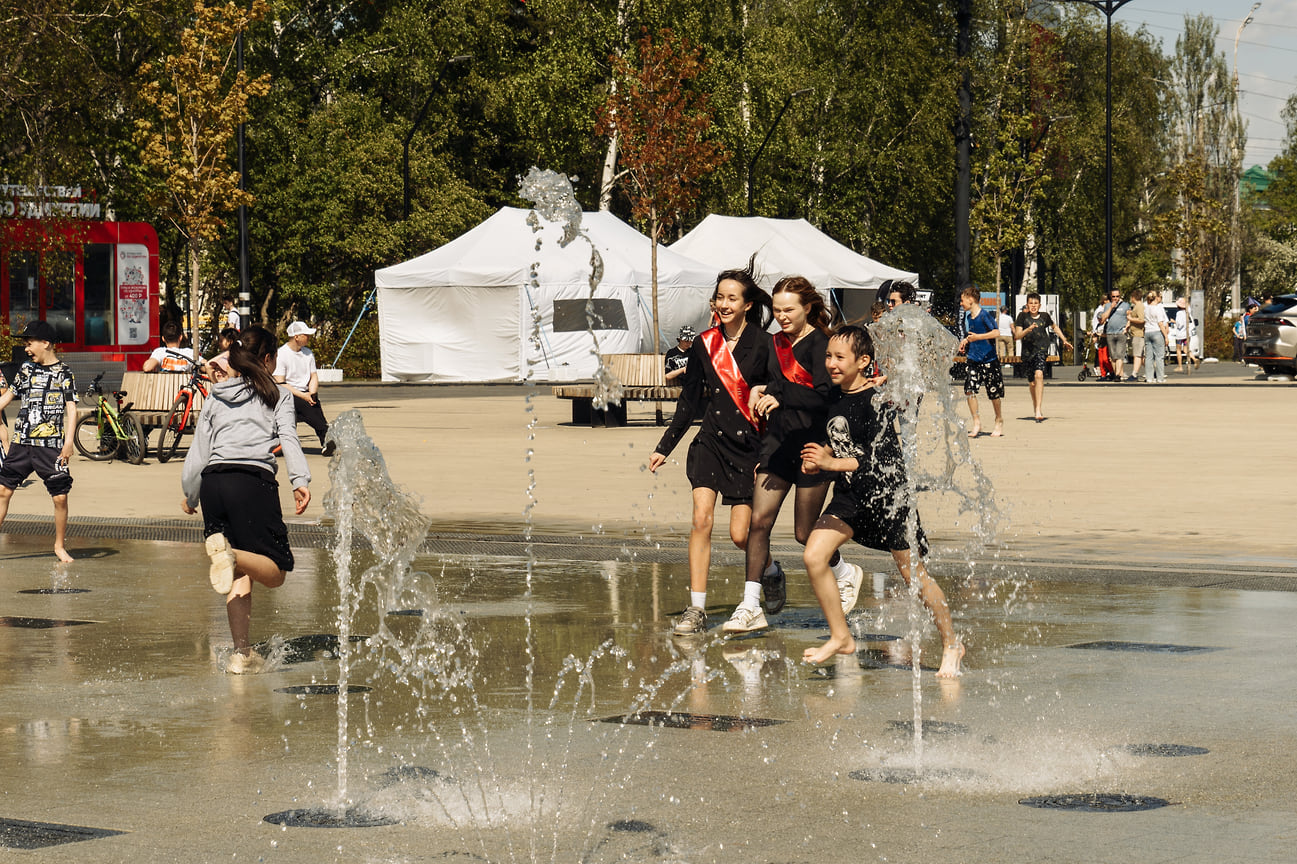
[759,430,833,488]
[822,490,929,556]
[963,359,1005,399]
[0,443,73,496]
[199,465,294,571]
[1021,351,1049,375]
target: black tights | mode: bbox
[744,471,835,583]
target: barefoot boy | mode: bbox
[0,321,78,562]
[799,325,963,677]
[957,287,1004,437]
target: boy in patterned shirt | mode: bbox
[0,321,78,562]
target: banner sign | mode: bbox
[116,244,150,345]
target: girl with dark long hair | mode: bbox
[648,259,773,635]
[181,325,312,673]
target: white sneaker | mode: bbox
[722,604,769,634]
[205,533,237,594]
[837,563,864,615]
[227,650,265,674]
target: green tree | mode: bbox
[135,0,271,342]
[597,27,729,353]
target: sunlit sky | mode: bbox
[1114,0,1296,167]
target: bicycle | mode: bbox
[73,372,145,464]
[156,359,210,463]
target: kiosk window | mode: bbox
[44,250,75,342]
[7,250,38,333]
[84,244,115,344]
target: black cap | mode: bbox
[22,320,58,343]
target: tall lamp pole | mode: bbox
[1231,2,1260,314]
[236,31,250,326]
[1062,0,1134,302]
[747,88,812,216]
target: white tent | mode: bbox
[375,207,717,382]
[671,214,917,296]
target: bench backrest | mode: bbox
[600,354,667,387]
[119,371,205,413]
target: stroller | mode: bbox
[1076,331,1114,381]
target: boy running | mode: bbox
[799,325,962,677]
[1013,292,1072,422]
[957,287,1004,437]
[0,321,78,562]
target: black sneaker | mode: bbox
[760,560,787,615]
[321,440,336,457]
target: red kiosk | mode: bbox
[2,190,160,372]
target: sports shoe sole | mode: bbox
[839,563,864,615]
[206,533,236,594]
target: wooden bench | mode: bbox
[78,371,204,444]
[552,353,681,427]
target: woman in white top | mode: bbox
[1143,291,1170,383]
[1171,298,1198,372]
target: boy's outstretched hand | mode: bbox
[294,486,311,514]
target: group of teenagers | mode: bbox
[647,264,964,679]
[0,310,331,675]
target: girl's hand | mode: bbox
[181,499,196,515]
[747,385,766,411]
[293,486,311,515]
[754,393,780,417]
[648,452,666,474]
[800,442,834,471]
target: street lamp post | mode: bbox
[236,31,250,325]
[746,88,812,216]
[1062,0,1134,302]
[1231,2,1261,314]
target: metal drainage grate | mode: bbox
[1066,640,1220,654]
[848,767,980,784]
[0,816,125,849]
[275,685,372,696]
[17,588,90,595]
[0,616,94,628]
[857,648,935,672]
[597,711,786,732]
[263,808,396,828]
[1019,793,1171,812]
[1123,743,1209,757]
[887,720,970,736]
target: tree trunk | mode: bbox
[650,207,661,357]
[599,127,618,211]
[188,237,202,350]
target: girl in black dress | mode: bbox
[722,276,863,634]
[648,263,772,635]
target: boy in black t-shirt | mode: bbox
[799,325,962,677]
[1013,292,1072,422]
[0,320,78,562]
[663,326,694,383]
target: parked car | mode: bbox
[1243,294,1297,374]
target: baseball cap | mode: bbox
[677,326,696,341]
[22,320,58,343]
[286,321,317,337]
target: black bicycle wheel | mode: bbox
[73,414,116,461]
[157,394,189,463]
[120,413,146,465]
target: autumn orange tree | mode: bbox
[134,0,270,343]
[597,28,729,355]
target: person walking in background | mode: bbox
[182,326,311,674]
[1143,290,1169,383]
[0,321,78,563]
[1098,289,1130,381]
[274,321,334,456]
[957,287,1004,438]
[1172,299,1199,373]
[1232,313,1246,363]
[1014,293,1072,422]
[997,305,1015,361]
[1127,290,1146,382]
[648,262,772,636]
[221,296,243,332]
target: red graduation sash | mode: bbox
[699,326,759,429]
[773,333,814,388]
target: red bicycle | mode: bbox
[156,359,210,463]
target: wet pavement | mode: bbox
[0,528,1293,863]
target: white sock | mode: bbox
[690,591,707,610]
[764,560,780,576]
[743,580,762,608]
[831,556,852,580]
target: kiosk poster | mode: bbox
[116,243,150,345]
